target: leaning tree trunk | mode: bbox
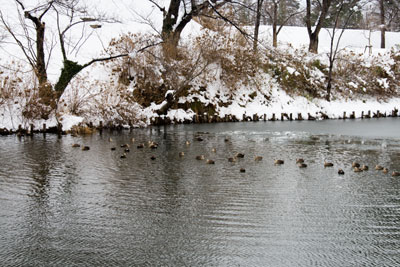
[54,60,84,94]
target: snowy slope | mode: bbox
[1,1,400,131]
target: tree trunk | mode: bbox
[54,60,84,94]
[161,0,180,43]
[326,64,333,101]
[253,0,263,51]
[380,0,386,49]
[305,0,332,53]
[35,21,47,85]
[272,26,278,47]
[309,33,319,54]
[157,92,175,115]
[272,2,278,47]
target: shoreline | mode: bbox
[1,107,398,137]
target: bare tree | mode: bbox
[325,0,361,101]
[364,0,400,48]
[1,0,54,87]
[149,0,231,49]
[0,0,133,98]
[305,0,332,53]
[264,0,303,47]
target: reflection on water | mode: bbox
[1,119,400,266]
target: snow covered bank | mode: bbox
[1,21,400,132]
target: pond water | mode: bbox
[1,119,400,266]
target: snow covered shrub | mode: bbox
[266,48,327,98]
[59,70,141,126]
[109,28,269,107]
[334,51,399,98]
[210,32,264,91]
[23,82,57,120]
[107,31,224,109]
[0,61,54,126]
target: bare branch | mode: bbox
[15,0,25,10]
[82,41,163,69]
[0,10,35,69]
[147,0,166,15]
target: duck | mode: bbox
[185,141,191,145]
[392,171,400,177]
[120,153,126,159]
[235,153,245,158]
[72,143,80,148]
[111,147,116,151]
[150,155,156,160]
[121,144,130,148]
[149,142,158,149]
[206,159,215,164]
[338,169,345,175]
[228,157,236,162]
[81,146,90,151]
[383,168,389,174]
[240,168,246,173]
[296,158,304,164]
[137,143,144,149]
[196,137,204,142]
[274,159,284,165]
[375,165,384,170]
[211,148,217,153]
[297,163,307,168]
[324,162,334,167]
[255,156,263,161]
[124,148,130,153]
[196,155,205,160]
[224,138,229,142]
[179,152,185,157]
[353,167,363,172]
[108,137,113,142]
[360,165,369,171]
[352,162,360,168]
[131,137,135,143]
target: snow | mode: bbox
[59,115,84,131]
[1,2,400,131]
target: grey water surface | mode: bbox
[1,118,400,266]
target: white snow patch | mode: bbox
[59,115,84,131]
[348,82,358,88]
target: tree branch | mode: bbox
[82,41,163,69]
[0,10,35,68]
[147,0,166,16]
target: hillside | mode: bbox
[1,10,400,132]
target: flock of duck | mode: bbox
[71,135,400,177]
